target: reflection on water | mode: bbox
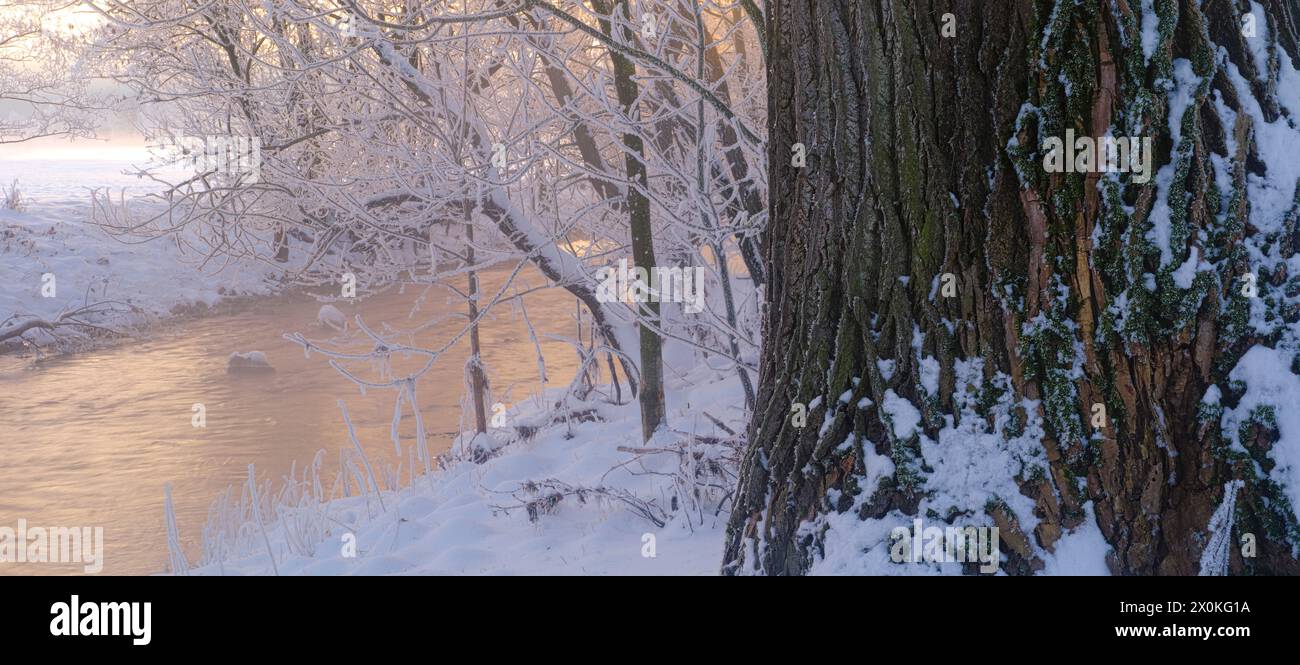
[0,269,582,575]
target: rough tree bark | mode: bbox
[725,0,1300,575]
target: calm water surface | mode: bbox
[0,273,581,574]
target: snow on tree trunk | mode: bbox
[726,0,1300,575]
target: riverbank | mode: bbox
[0,259,596,575]
[0,191,282,355]
[181,351,745,576]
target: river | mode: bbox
[0,273,584,575]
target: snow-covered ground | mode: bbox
[807,360,1111,576]
[182,350,743,576]
[177,345,1114,576]
[0,160,279,350]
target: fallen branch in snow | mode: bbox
[701,412,737,437]
[610,430,743,526]
[492,478,668,528]
[0,300,137,347]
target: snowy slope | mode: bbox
[181,358,743,576]
[179,350,1113,576]
[0,161,279,349]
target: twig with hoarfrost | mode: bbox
[338,399,387,514]
[163,483,190,576]
[245,464,280,576]
[492,478,668,528]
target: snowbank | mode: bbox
[0,164,279,350]
[180,350,1114,576]
[181,360,745,576]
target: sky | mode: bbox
[0,1,144,160]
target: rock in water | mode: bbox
[317,304,347,332]
[227,351,275,373]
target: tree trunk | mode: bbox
[596,0,668,442]
[464,213,489,436]
[725,0,1300,575]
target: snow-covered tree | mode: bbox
[84,0,766,444]
[0,0,110,144]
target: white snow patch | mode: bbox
[1144,59,1202,269]
[1224,347,1300,522]
[1171,246,1211,289]
[881,389,921,440]
[1140,0,1159,63]
[1041,502,1111,575]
